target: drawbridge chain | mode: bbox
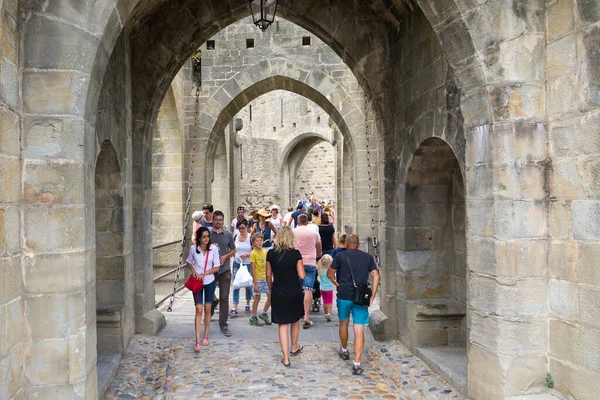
[364,95,380,267]
[166,85,201,312]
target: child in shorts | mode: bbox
[317,254,335,321]
[250,233,272,326]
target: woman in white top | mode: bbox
[270,205,282,231]
[186,226,220,352]
[231,219,253,316]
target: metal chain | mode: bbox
[166,85,200,312]
[364,95,380,267]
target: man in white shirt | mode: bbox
[230,206,246,236]
[307,212,320,234]
[282,206,294,228]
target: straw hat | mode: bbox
[253,208,271,220]
[192,211,202,221]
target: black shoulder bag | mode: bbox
[346,254,372,306]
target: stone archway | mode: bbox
[201,69,364,232]
[400,137,467,390]
[94,140,129,394]
[15,0,572,398]
[278,132,336,208]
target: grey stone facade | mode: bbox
[1,0,600,399]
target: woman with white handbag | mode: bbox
[230,218,253,316]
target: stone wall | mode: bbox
[153,86,184,245]
[0,0,23,397]
[295,142,336,203]
[546,1,600,398]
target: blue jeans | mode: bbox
[232,262,253,305]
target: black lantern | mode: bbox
[249,0,278,31]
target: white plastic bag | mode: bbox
[232,264,253,289]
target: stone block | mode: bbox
[583,26,600,107]
[578,284,600,329]
[483,34,545,84]
[493,121,546,164]
[0,343,24,399]
[24,161,85,204]
[547,75,578,116]
[0,155,20,203]
[23,70,89,117]
[0,256,20,305]
[24,338,70,385]
[549,279,578,321]
[0,305,6,354]
[466,200,493,237]
[405,203,447,227]
[23,14,99,71]
[496,239,546,278]
[465,165,493,200]
[548,159,585,200]
[550,319,600,371]
[572,200,600,240]
[24,293,85,340]
[495,164,545,200]
[494,201,547,239]
[469,275,547,317]
[23,251,89,295]
[547,35,577,79]
[469,311,547,356]
[548,240,578,281]
[549,111,600,157]
[547,0,575,41]
[581,157,600,198]
[548,201,572,239]
[96,280,125,306]
[468,343,547,399]
[24,205,86,252]
[550,358,600,400]
[578,0,600,25]
[490,84,544,122]
[6,298,22,351]
[1,59,18,109]
[0,108,19,157]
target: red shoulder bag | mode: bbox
[185,247,210,293]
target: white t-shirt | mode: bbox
[234,234,252,264]
[308,222,320,235]
[186,243,220,285]
[231,217,240,236]
[282,211,293,227]
[271,214,282,230]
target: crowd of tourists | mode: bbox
[185,197,380,374]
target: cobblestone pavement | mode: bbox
[103,292,465,399]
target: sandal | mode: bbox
[302,321,313,329]
[281,359,291,367]
[194,342,201,352]
[202,337,209,346]
[290,344,304,356]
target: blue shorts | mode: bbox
[253,280,269,296]
[337,298,369,325]
[302,266,317,290]
[192,280,216,305]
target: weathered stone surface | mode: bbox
[572,200,600,240]
[0,108,19,157]
[494,201,546,239]
[0,156,20,203]
[578,284,600,329]
[22,71,89,116]
[24,206,86,252]
[24,293,85,340]
[469,275,547,317]
[23,117,85,162]
[24,162,85,205]
[550,358,600,400]
[549,279,578,321]
[547,0,575,41]
[550,319,600,371]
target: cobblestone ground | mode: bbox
[104,292,465,399]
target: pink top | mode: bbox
[293,225,321,266]
[192,221,201,243]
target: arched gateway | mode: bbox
[3,0,599,398]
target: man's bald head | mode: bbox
[346,234,360,249]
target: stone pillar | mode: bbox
[0,0,23,397]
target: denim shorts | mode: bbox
[192,280,216,305]
[336,298,369,325]
[302,266,317,290]
[253,280,269,296]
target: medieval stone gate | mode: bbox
[1,1,599,399]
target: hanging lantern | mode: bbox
[249,0,278,31]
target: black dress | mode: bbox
[267,249,304,324]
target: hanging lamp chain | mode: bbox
[364,95,380,267]
[166,85,200,312]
